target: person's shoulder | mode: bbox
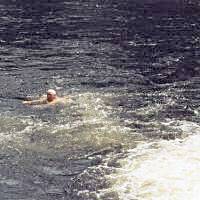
[54,96,72,104]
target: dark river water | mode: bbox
[0,0,200,199]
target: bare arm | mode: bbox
[23,97,47,105]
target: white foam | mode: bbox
[105,121,200,200]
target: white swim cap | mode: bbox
[47,89,57,95]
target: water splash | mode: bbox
[102,121,200,200]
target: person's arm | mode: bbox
[23,97,47,105]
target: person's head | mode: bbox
[47,89,57,102]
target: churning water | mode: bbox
[101,121,200,200]
[0,0,200,199]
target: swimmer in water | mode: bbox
[23,89,70,106]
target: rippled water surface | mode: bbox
[0,0,200,199]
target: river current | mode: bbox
[0,0,200,199]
